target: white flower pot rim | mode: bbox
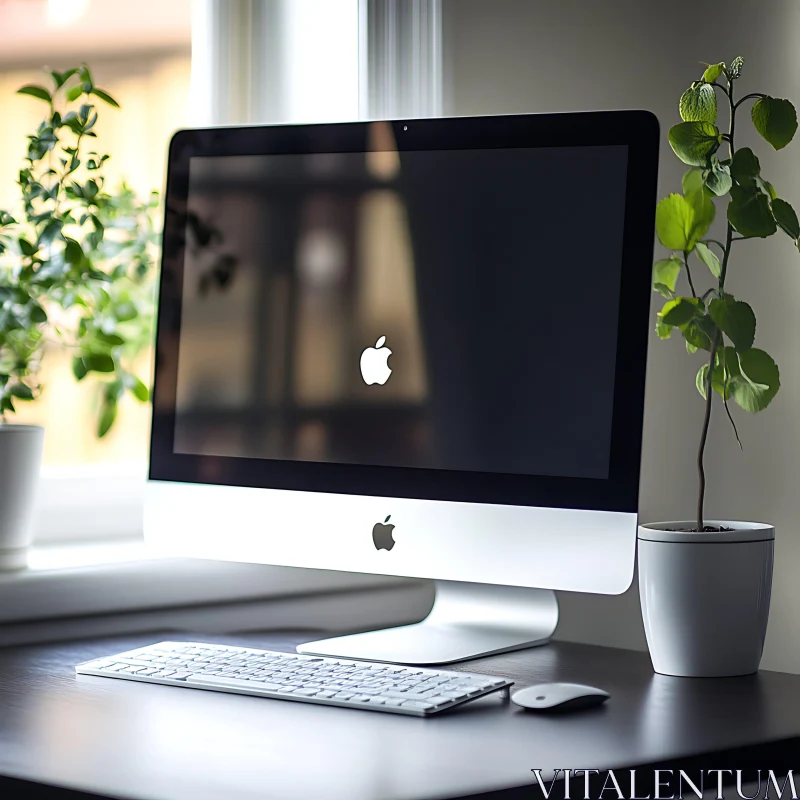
[0,424,44,432]
[639,521,774,544]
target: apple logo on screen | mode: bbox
[360,336,392,385]
[372,515,396,550]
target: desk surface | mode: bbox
[0,632,798,800]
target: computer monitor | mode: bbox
[146,111,659,665]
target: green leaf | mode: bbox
[78,66,94,95]
[682,314,715,352]
[695,242,722,278]
[730,147,761,183]
[697,348,737,400]
[91,88,120,108]
[659,297,702,327]
[727,184,778,238]
[9,383,33,400]
[125,375,150,402]
[656,319,672,339]
[696,364,710,399]
[771,198,800,240]
[682,168,707,196]
[684,186,716,233]
[105,380,125,403]
[114,301,138,321]
[668,121,722,166]
[50,68,77,89]
[655,193,715,251]
[708,297,756,352]
[679,82,717,123]
[717,346,740,399]
[729,56,744,80]
[733,348,780,412]
[653,257,682,297]
[64,238,84,267]
[18,237,38,257]
[65,84,84,103]
[696,359,727,399]
[38,218,63,247]
[702,62,726,83]
[762,179,778,200]
[705,161,732,196]
[29,304,47,324]
[83,353,115,373]
[751,97,797,150]
[17,85,52,103]
[95,331,125,347]
[97,398,118,438]
[72,357,88,380]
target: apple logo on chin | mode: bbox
[372,515,396,551]
[360,336,392,385]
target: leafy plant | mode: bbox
[0,66,158,437]
[654,57,798,530]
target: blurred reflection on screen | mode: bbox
[173,135,628,479]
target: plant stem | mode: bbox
[696,78,737,531]
[697,330,720,531]
[683,252,697,297]
[733,92,766,109]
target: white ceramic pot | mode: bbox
[638,521,774,678]
[0,425,44,571]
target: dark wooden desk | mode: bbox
[0,632,798,800]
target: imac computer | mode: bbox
[145,111,659,665]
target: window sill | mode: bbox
[35,461,147,543]
[0,538,433,647]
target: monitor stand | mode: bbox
[296,580,559,665]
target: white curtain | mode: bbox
[191,0,442,126]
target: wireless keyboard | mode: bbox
[75,641,514,716]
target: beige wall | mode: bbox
[442,0,800,672]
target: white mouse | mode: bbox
[511,682,610,711]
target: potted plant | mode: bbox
[0,66,157,570]
[640,56,798,677]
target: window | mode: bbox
[0,0,191,479]
[0,0,441,547]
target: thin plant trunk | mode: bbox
[696,74,738,533]
[697,332,720,531]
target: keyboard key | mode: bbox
[383,690,437,702]
[425,695,454,705]
[402,700,434,710]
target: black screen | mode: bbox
[172,144,628,480]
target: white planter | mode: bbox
[638,521,774,677]
[0,425,43,571]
